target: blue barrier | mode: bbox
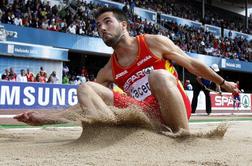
[221,58,252,73]
[224,29,252,41]
[187,52,221,66]
[205,24,221,37]
[0,41,68,61]
[134,7,157,22]
[0,23,113,55]
[0,81,78,110]
[187,52,252,73]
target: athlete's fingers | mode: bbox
[14,112,34,124]
[13,113,23,119]
[13,113,27,121]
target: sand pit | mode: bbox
[0,120,252,166]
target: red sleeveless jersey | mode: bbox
[111,35,179,101]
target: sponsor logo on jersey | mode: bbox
[115,70,128,79]
[123,66,154,91]
[137,55,152,66]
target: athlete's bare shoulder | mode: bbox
[144,34,172,48]
[143,34,174,58]
[96,58,114,87]
[144,34,163,40]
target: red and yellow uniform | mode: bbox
[111,35,191,122]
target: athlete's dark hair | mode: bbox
[94,7,128,23]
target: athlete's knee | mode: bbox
[148,70,177,90]
[77,82,92,96]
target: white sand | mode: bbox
[0,121,251,166]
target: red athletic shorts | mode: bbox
[113,83,191,124]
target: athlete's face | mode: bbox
[96,12,125,47]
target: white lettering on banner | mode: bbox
[0,86,20,105]
[226,62,241,69]
[38,87,50,106]
[0,84,78,107]
[68,89,78,105]
[187,91,252,111]
[15,48,29,54]
[23,87,35,106]
[53,88,66,105]
[215,96,233,106]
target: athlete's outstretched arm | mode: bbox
[146,34,239,94]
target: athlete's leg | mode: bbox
[76,81,115,120]
[14,82,115,125]
[148,69,189,132]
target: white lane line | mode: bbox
[1,113,251,119]
[0,115,16,118]
[192,113,252,116]
[1,126,82,131]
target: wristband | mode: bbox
[220,79,225,86]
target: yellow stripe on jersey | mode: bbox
[113,84,125,94]
[165,60,176,75]
[164,61,186,93]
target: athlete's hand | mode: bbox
[221,80,240,94]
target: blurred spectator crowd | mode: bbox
[0,65,96,85]
[62,64,96,85]
[0,0,99,36]
[0,0,251,62]
[162,20,252,62]
[0,0,252,85]
[115,0,252,35]
[1,66,59,83]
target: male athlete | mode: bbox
[14,7,239,132]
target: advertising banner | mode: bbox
[205,24,221,37]
[186,91,251,113]
[134,7,157,22]
[0,23,113,55]
[188,53,252,73]
[0,81,78,110]
[221,58,252,73]
[0,41,68,61]
[224,29,252,41]
[0,81,251,114]
[210,92,251,111]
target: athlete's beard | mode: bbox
[103,30,125,47]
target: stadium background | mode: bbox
[0,0,251,118]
